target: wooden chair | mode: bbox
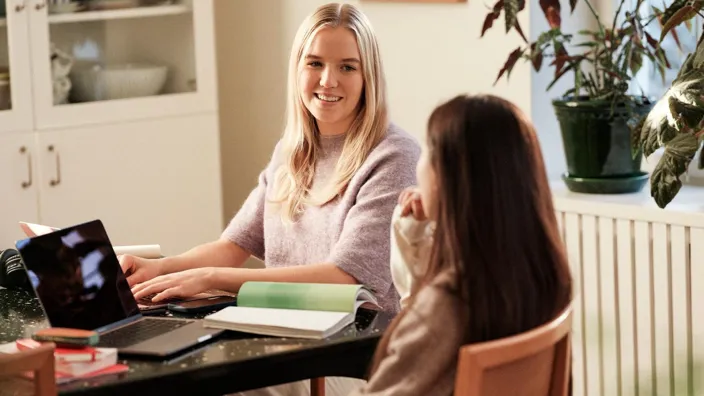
[454,304,572,396]
[310,377,325,396]
[0,342,57,396]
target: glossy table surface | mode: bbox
[0,288,391,395]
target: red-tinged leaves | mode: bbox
[552,46,569,77]
[656,47,671,68]
[660,6,700,43]
[481,0,504,37]
[514,19,529,43]
[539,0,561,28]
[670,26,682,50]
[684,19,693,31]
[494,47,524,85]
[645,31,659,50]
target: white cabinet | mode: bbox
[0,132,39,247]
[0,0,222,255]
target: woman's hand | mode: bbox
[118,255,164,287]
[131,267,219,302]
[398,186,427,221]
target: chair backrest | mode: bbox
[454,304,572,396]
[0,341,57,396]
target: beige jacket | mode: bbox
[349,269,468,396]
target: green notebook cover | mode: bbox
[236,282,375,313]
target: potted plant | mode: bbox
[636,4,704,208]
[481,0,670,194]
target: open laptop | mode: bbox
[15,219,224,358]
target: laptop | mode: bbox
[15,219,224,358]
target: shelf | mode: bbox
[48,4,190,24]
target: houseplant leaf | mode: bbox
[530,42,543,71]
[504,0,519,33]
[650,133,699,208]
[494,47,524,83]
[669,96,704,130]
[630,115,647,159]
[539,0,561,28]
[659,4,702,43]
[481,0,504,37]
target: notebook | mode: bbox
[203,281,379,339]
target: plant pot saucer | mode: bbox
[561,172,649,194]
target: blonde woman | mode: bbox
[119,3,419,394]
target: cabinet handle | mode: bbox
[19,146,32,189]
[47,145,61,187]
[15,2,25,12]
[34,2,45,10]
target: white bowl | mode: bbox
[70,63,168,102]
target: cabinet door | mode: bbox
[0,132,39,249]
[36,114,223,256]
[28,0,217,130]
[0,0,34,133]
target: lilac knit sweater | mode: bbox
[221,124,420,313]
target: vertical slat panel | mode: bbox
[652,223,672,396]
[670,225,689,396]
[689,228,704,395]
[616,219,636,396]
[582,215,602,396]
[598,217,619,395]
[565,213,585,396]
[556,211,565,243]
[634,221,653,395]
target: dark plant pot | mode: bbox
[552,97,653,194]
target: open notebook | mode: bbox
[203,281,379,339]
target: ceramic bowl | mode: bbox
[70,62,168,102]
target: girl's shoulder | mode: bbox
[409,269,466,323]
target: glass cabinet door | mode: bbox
[0,0,33,133]
[44,0,197,106]
[0,0,12,113]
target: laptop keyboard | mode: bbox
[99,318,192,348]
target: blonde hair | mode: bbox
[269,2,389,223]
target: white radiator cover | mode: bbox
[552,183,704,396]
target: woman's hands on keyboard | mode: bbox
[130,267,218,302]
[119,254,164,287]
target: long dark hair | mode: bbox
[370,94,572,373]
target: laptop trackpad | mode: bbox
[118,320,223,357]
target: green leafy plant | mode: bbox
[482,0,670,106]
[635,2,704,208]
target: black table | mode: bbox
[0,288,392,395]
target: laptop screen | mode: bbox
[16,219,140,331]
